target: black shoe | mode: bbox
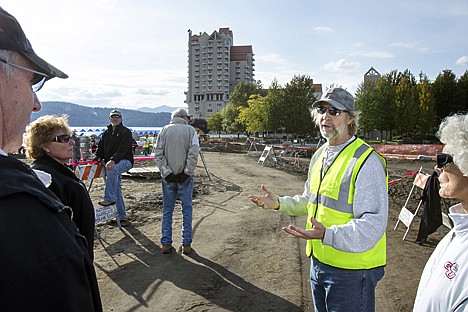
[98,199,116,206]
[182,244,191,255]
[119,219,130,227]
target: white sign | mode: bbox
[95,205,118,224]
[398,207,414,227]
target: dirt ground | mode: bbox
[87,149,452,312]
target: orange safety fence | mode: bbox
[388,171,418,186]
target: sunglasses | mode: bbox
[436,152,453,169]
[0,57,48,92]
[51,134,72,143]
[110,115,122,119]
[316,106,347,116]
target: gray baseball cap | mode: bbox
[312,87,354,112]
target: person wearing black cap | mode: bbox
[250,87,388,312]
[94,109,134,226]
[0,7,102,311]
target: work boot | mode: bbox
[161,244,172,254]
[182,244,191,255]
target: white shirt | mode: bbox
[413,204,468,312]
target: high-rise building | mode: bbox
[185,28,255,118]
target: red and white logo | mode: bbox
[444,261,458,280]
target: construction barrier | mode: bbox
[394,167,430,240]
[75,163,105,181]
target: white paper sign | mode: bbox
[95,205,118,224]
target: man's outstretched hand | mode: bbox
[282,216,326,240]
[249,184,280,209]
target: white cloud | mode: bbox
[352,51,394,59]
[255,53,291,67]
[135,89,170,96]
[322,59,361,72]
[456,56,468,65]
[447,3,468,16]
[390,41,420,49]
[313,26,335,34]
[390,41,428,53]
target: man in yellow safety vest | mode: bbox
[250,87,388,312]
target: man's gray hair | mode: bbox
[0,49,16,76]
[310,108,360,136]
[172,108,189,119]
[437,113,468,176]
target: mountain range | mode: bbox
[31,101,172,127]
[137,105,187,114]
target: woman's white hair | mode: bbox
[437,113,468,176]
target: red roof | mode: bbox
[230,45,253,61]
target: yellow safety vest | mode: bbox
[306,138,387,269]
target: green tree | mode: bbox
[457,70,468,112]
[355,80,379,137]
[264,79,284,131]
[223,81,265,134]
[280,75,317,137]
[433,69,461,120]
[374,70,398,139]
[416,73,436,134]
[228,81,265,108]
[206,110,224,137]
[394,70,419,137]
[237,94,269,133]
[222,103,244,134]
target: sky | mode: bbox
[3,0,467,110]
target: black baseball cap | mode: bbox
[0,7,68,80]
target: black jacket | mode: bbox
[32,154,95,259]
[416,171,442,244]
[95,124,134,165]
[0,155,102,311]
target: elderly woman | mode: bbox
[413,113,468,311]
[24,115,95,260]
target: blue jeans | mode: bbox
[104,159,132,219]
[310,257,384,312]
[161,176,194,246]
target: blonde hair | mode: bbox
[437,113,468,176]
[24,115,72,159]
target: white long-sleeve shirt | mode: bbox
[413,203,468,312]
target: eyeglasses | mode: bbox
[436,152,453,169]
[51,134,72,143]
[0,57,49,92]
[316,106,347,116]
[110,115,122,119]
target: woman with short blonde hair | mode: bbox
[24,114,96,259]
